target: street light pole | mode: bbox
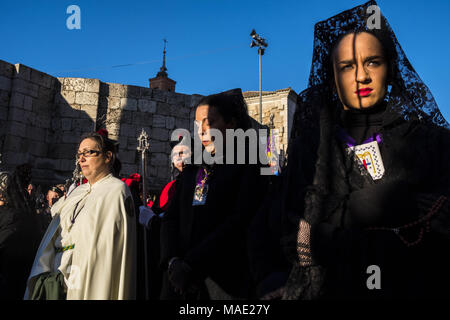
[250,29,268,125]
[259,48,262,124]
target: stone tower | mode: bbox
[149,39,176,92]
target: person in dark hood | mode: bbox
[159,89,268,300]
[0,169,41,299]
[251,0,450,300]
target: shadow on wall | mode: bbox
[0,61,94,188]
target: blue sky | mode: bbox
[1,0,449,121]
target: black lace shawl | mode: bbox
[281,0,450,299]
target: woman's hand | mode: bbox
[168,258,194,295]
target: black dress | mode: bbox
[274,0,450,300]
[160,162,268,299]
[0,207,41,299]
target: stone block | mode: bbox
[14,64,31,81]
[189,94,203,108]
[72,118,93,131]
[8,121,27,138]
[60,118,72,131]
[106,123,120,137]
[54,143,77,159]
[140,87,153,97]
[62,132,81,144]
[38,86,54,103]
[0,60,14,78]
[156,165,169,179]
[121,98,137,111]
[120,123,137,137]
[63,78,85,91]
[138,99,156,113]
[0,106,8,121]
[108,83,125,97]
[27,126,47,141]
[150,153,168,166]
[35,157,60,170]
[131,111,152,126]
[3,135,26,153]
[75,92,98,105]
[84,78,100,93]
[151,127,169,141]
[121,163,137,176]
[126,137,138,151]
[0,90,10,107]
[119,150,136,164]
[30,69,54,89]
[32,168,56,181]
[80,104,98,121]
[153,114,166,128]
[60,159,76,171]
[35,114,51,129]
[23,95,33,111]
[12,78,39,98]
[148,140,166,153]
[166,116,175,129]
[107,96,121,109]
[124,85,141,98]
[156,102,171,116]
[29,140,48,157]
[167,93,186,105]
[9,92,24,108]
[0,76,11,91]
[175,118,191,130]
[152,89,167,102]
[3,151,30,165]
[56,90,76,105]
[51,118,61,130]
[119,110,133,124]
[58,104,80,118]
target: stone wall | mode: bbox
[0,59,297,191]
[245,88,298,156]
[0,60,202,191]
[0,61,59,183]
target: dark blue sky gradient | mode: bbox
[1,0,449,120]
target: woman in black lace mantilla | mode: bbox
[252,0,450,300]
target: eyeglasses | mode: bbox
[76,149,102,159]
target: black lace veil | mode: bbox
[283,0,449,300]
[290,0,449,149]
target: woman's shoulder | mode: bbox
[96,175,131,198]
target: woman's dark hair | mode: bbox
[196,88,252,130]
[78,132,121,177]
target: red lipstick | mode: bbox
[355,88,373,97]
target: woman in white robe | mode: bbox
[24,132,136,300]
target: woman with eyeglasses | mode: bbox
[24,132,137,300]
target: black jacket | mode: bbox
[284,109,450,299]
[0,207,41,300]
[160,162,267,299]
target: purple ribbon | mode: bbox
[196,167,210,186]
[337,128,382,148]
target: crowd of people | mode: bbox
[1,1,450,300]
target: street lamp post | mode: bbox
[250,29,268,124]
